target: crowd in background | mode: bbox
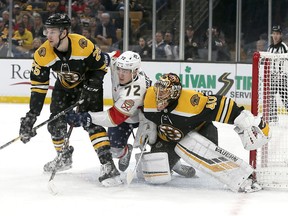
[0,0,285,62]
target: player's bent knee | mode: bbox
[137,152,171,184]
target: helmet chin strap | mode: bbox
[56,30,68,49]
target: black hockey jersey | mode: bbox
[29,33,107,115]
[143,87,243,143]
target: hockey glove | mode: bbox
[134,111,158,148]
[66,111,92,128]
[19,112,37,144]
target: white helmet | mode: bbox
[116,51,141,72]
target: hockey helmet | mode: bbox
[154,73,182,111]
[116,51,141,73]
[272,25,282,33]
[45,13,71,29]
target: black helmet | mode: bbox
[45,13,71,28]
[272,25,282,33]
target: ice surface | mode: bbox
[0,103,287,216]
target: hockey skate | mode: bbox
[118,144,133,172]
[172,161,196,178]
[238,176,262,193]
[43,146,74,173]
[99,161,122,187]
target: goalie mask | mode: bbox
[154,73,182,111]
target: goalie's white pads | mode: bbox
[134,111,157,148]
[234,110,271,150]
[175,131,255,192]
[139,152,171,184]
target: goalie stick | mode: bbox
[126,138,149,185]
[0,99,84,150]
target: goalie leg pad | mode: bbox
[175,131,254,192]
[140,152,171,184]
[234,110,271,150]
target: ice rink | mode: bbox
[1,103,287,216]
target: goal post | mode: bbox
[251,51,288,189]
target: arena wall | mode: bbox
[0,59,252,109]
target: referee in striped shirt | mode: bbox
[267,25,288,122]
[267,25,288,53]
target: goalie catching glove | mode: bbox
[234,110,271,150]
[134,111,158,148]
[19,112,37,143]
[66,111,92,128]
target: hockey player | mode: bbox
[67,50,149,172]
[136,73,271,192]
[66,51,195,177]
[18,13,121,187]
[267,25,288,122]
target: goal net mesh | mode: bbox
[251,52,288,189]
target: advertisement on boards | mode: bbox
[0,59,252,107]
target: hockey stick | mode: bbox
[47,125,74,195]
[126,138,149,185]
[0,99,84,150]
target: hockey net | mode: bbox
[251,52,288,189]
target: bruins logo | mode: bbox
[190,94,200,106]
[38,47,46,57]
[79,38,87,49]
[158,124,183,142]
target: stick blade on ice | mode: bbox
[48,180,58,195]
[126,170,134,185]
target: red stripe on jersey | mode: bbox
[108,106,129,125]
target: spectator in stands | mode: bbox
[58,0,68,14]
[12,22,33,58]
[114,6,132,40]
[14,13,33,31]
[155,31,173,60]
[0,33,9,57]
[12,4,21,24]
[42,2,59,23]
[31,13,45,41]
[164,31,178,59]
[214,26,231,61]
[100,0,113,11]
[133,36,151,60]
[88,0,105,16]
[72,0,87,14]
[0,1,7,15]
[0,17,3,32]
[256,33,268,51]
[80,5,94,27]
[25,37,42,58]
[256,39,267,51]
[2,10,10,28]
[70,15,82,34]
[184,25,199,61]
[82,27,97,44]
[130,0,145,12]
[89,17,98,38]
[95,12,117,45]
[113,0,124,11]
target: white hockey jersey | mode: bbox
[88,59,150,127]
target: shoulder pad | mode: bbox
[33,41,56,67]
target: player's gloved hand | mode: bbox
[19,112,37,144]
[134,111,157,148]
[66,111,92,128]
